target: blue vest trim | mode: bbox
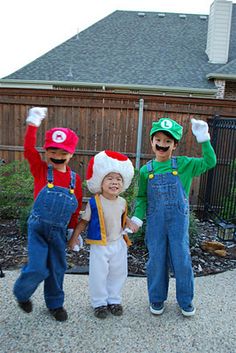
[86,195,107,245]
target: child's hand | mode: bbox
[72,235,83,252]
[191,118,210,143]
[26,107,48,127]
[129,216,143,233]
[126,217,138,233]
[126,222,139,233]
[68,234,83,252]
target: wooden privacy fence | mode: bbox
[0,87,236,204]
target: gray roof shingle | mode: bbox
[208,58,236,76]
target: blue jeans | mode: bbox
[13,166,78,309]
[145,159,194,309]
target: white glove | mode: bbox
[191,118,210,143]
[73,235,83,252]
[131,216,143,227]
[26,107,48,127]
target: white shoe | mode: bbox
[150,302,165,315]
[181,304,196,317]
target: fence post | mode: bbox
[135,98,144,170]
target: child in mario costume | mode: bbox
[13,107,82,322]
[69,150,134,319]
[131,118,216,317]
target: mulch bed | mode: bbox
[0,218,236,277]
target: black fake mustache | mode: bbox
[155,144,170,152]
[50,158,66,164]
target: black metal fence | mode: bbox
[197,115,236,225]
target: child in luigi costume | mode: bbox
[69,150,134,319]
[13,107,83,322]
[131,117,217,317]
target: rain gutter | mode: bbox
[207,73,236,81]
[0,79,217,97]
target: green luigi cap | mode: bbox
[150,118,183,141]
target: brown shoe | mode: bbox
[49,307,68,321]
[94,306,108,319]
[108,304,123,316]
[18,300,32,313]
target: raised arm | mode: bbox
[24,107,48,175]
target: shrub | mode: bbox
[0,160,34,221]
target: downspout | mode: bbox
[135,98,144,170]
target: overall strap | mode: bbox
[171,157,178,176]
[47,165,54,183]
[146,160,155,180]
[69,171,76,193]
[146,160,153,173]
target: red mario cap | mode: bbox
[43,127,78,154]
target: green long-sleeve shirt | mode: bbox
[133,141,217,221]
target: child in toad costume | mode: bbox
[69,150,134,319]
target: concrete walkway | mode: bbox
[0,269,235,353]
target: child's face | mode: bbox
[101,172,123,199]
[151,131,177,162]
[45,148,73,171]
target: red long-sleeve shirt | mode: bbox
[24,125,82,229]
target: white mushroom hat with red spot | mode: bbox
[86,150,134,194]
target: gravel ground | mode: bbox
[0,269,236,353]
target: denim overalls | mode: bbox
[13,165,78,309]
[145,157,194,309]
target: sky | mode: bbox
[0,0,219,79]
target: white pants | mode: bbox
[89,237,128,308]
